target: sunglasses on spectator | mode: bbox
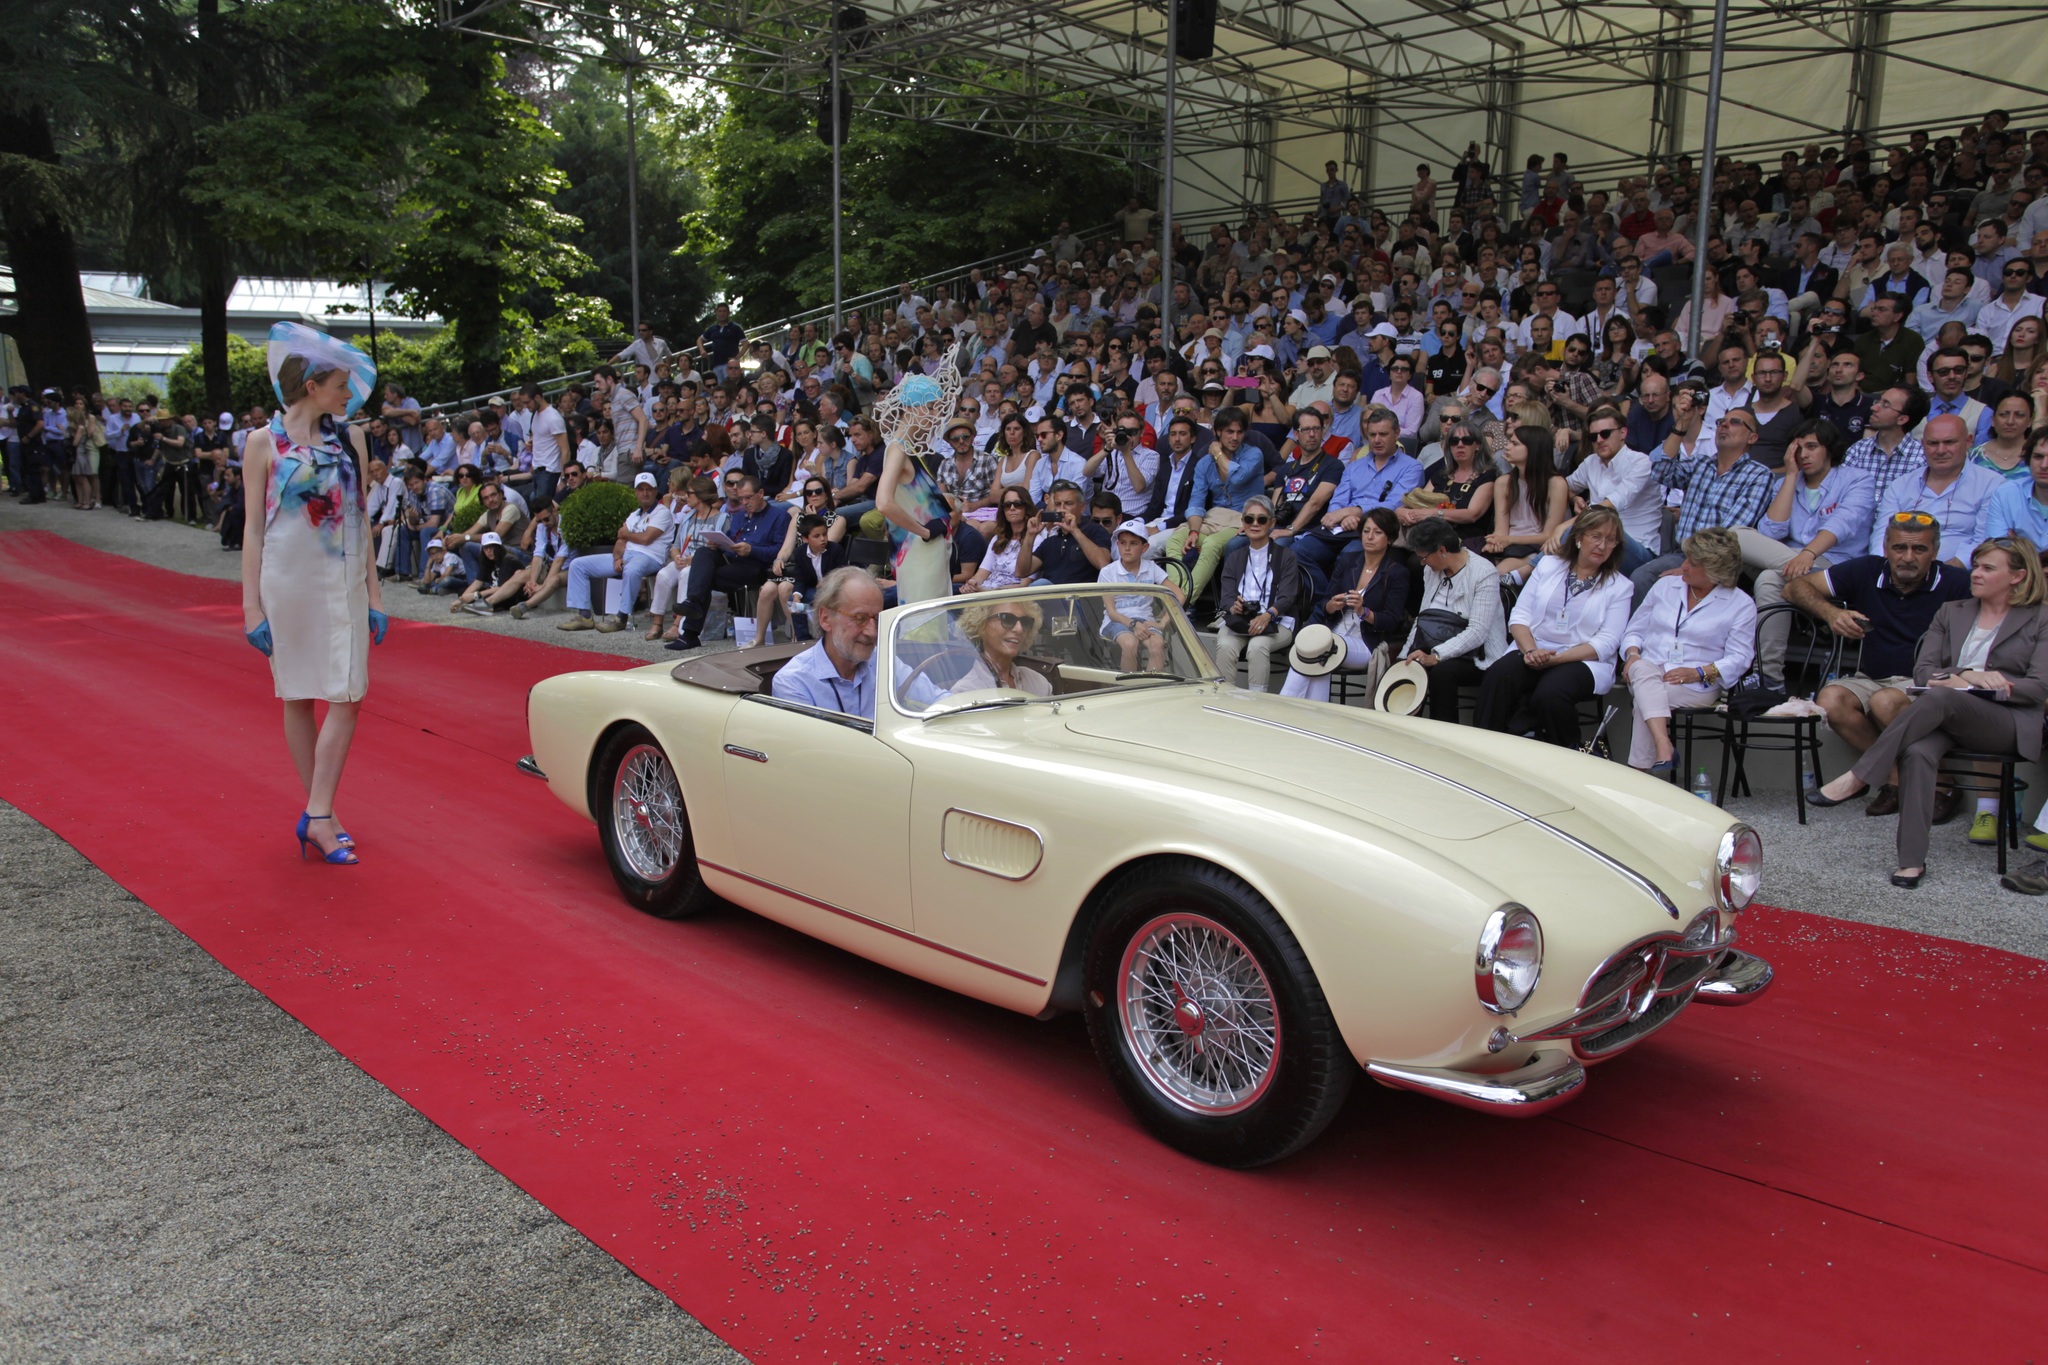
[1719,416,1759,434]
[2004,268,2031,277]
[991,612,1036,630]
[1931,365,1967,376]
[1589,426,1620,440]
[1890,511,1936,527]
[1241,514,1272,525]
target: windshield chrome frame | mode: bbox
[881,582,1218,722]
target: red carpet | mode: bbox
[2,528,2041,1362]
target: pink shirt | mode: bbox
[1633,229,1695,262]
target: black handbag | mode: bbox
[1411,607,1469,653]
[1224,601,1278,636]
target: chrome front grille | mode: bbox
[1520,921,1729,1061]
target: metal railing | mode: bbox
[739,217,1125,343]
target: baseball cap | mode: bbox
[1114,519,1152,542]
[1246,344,1277,361]
[1305,345,1334,360]
[427,538,444,550]
[480,531,503,547]
[633,472,657,487]
[1288,309,1310,326]
[1367,322,1399,339]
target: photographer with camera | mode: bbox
[1790,303,1874,438]
[1017,480,1114,585]
[1085,411,1159,516]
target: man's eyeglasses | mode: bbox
[1931,365,1967,377]
[1719,416,1760,434]
[828,609,882,627]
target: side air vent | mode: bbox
[942,810,1043,881]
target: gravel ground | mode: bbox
[0,799,744,1365]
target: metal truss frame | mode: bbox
[440,0,2045,209]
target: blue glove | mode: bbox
[923,516,950,543]
[245,620,273,657]
[368,608,389,646]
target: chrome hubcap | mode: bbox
[612,744,684,882]
[1119,913,1279,1115]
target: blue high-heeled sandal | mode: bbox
[296,811,358,865]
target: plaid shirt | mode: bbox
[421,480,454,521]
[1652,448,1774,542]
[939,449,1001,508]
[1843,432,1925,493]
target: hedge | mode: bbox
[558,479,639,551]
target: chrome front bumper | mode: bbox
[1366,1049,1587,1115]
[1695,948,1774,1004]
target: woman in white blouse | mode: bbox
[1619,528,1758,774]
[1475,506,1634,748]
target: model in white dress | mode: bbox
[260,414,371,702]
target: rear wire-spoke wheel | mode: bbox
[595,725,715,919]
[1084,860,1353,1168]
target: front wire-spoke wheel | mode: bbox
[1085,860,1353,1167]
[1120,914,1280,1116]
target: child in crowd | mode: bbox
[421,537,467,594]
[1099,519,1177,672]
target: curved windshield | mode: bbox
[889,587,1218,716]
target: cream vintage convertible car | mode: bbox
[523,583,1771,1167]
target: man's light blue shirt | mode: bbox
[772,642,876,719]
[1331,450,1425,513]
[1982,479,2048,548]
[1869,462,2004,562]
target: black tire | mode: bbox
[593,724,716,920]
[1082,859,1354,1168]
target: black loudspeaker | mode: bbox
[1175,0,1216,60]
[816,79,852,145]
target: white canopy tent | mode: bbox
[442,0,2048,322]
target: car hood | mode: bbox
[1060,688,1573,840]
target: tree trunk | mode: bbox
[0,105,100,394]
[193,0,232,418]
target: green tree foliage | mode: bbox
[547,61,716,340]
[694,84,1129,325]
[166,332,270,418]
[187,2,591,395]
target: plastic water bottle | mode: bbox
[1692,769,1714,803]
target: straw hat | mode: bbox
[1374,658,1430,716]
[1288,624,1348,678]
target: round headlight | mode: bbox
[1717,825,1763,911]
[1474,905,1544,1014]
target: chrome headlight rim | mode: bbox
[1474,904,1544,1015]
[1716,824,1763,911]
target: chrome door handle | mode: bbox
[723,744,768,763]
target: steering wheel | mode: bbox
[897,645,982,703]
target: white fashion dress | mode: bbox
[260,416,370,702]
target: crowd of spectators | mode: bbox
[9,108,2048,893]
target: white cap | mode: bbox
[427,538,444,550]
[633,472,657,487]
[1288,308,1309,325]
[1114,519,1152,543]
[1367,322,1399,338]
[1247,344,1277,361]
[480,531,503,547]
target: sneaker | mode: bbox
[1864,783,1899,817]
[557,615,596,632]
[2026,830,2048,854]
[2000,860,2048,895]
[595,616,624,633]
[462,600,495,617]
[1967,812,2000,846]
[509,602,527,620]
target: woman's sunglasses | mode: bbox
[991,611,1036,630]
[1241,514,1272,525]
